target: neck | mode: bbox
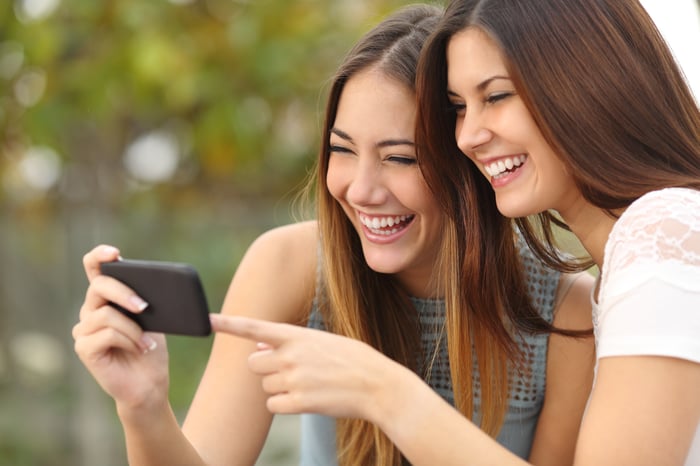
[397,268,441,300]
[558,200,620,269]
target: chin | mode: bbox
[364,255,405,275]
[366,262,401,274]
[495,197,539,219]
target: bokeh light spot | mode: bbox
[123,130,180,184]
[14,68,47,107]
[0,41,25,80]
[14,0,61,23]
[19,145,62,191]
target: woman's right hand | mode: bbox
[72,245,170,413]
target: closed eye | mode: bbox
[387,155,417,165]
[329,144,354,155]
[485,92,513,104]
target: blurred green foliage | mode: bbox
[0,0,422,464]
[1,0,416,204]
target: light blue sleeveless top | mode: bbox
[299,240,560,465]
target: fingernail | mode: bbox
[102,245,119,256]
[129,295,149,312]
[256,342,272,351]
[140,335,157,353]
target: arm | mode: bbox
[574,189,700,465]
[388,351,698,466]
[214,316,531,466]
[181,222,317,465]
[217,281,698,466]
[73,221,318,466]
[529,272,595,466]
[577,353,700,465]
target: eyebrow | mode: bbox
[447,75,512,97]
[330,128,354,143]
[330,128,414,148]
[477,75,511,91]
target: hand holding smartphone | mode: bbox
[100,259,211,337]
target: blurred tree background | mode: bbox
[0,0,422,464]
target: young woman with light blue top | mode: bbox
[300,237,582,464]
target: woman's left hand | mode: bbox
[210,314,409,422]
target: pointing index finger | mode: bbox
[210,314,295,347]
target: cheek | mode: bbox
[491,97,536,137]
[407,176,441,213]
[545,155,573,184]
[325,157,347,201]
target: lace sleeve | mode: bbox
[600,188,700,296]
[596,188,700,362]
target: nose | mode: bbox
[455,111,492,156]
[345,157,387,207]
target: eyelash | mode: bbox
[329,145,352,154]
[486,92,512,104]
[447,92,513,115]
[329,146,416,165]
[387,155,417,166]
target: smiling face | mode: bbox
[446,28,581,218]
[326,66,442,297]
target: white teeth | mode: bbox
[485,155,527,177]
[360,214,413,233]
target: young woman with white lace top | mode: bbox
[409,0,700,464]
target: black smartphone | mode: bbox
[100,259,211,337]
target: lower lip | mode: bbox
[490,161,526,188]
[361,219,413,244]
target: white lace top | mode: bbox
[593,187,700,465]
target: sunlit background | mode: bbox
[0,1,698,465]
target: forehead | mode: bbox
[333,68,416,136]
[446,28,508,87]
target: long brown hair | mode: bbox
[315,4,584,465]
[416,0,700,272]
[314,5,443,465]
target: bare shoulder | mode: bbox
[246,220,318,264]
[221,220,319,323]
[552,271,595,330]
